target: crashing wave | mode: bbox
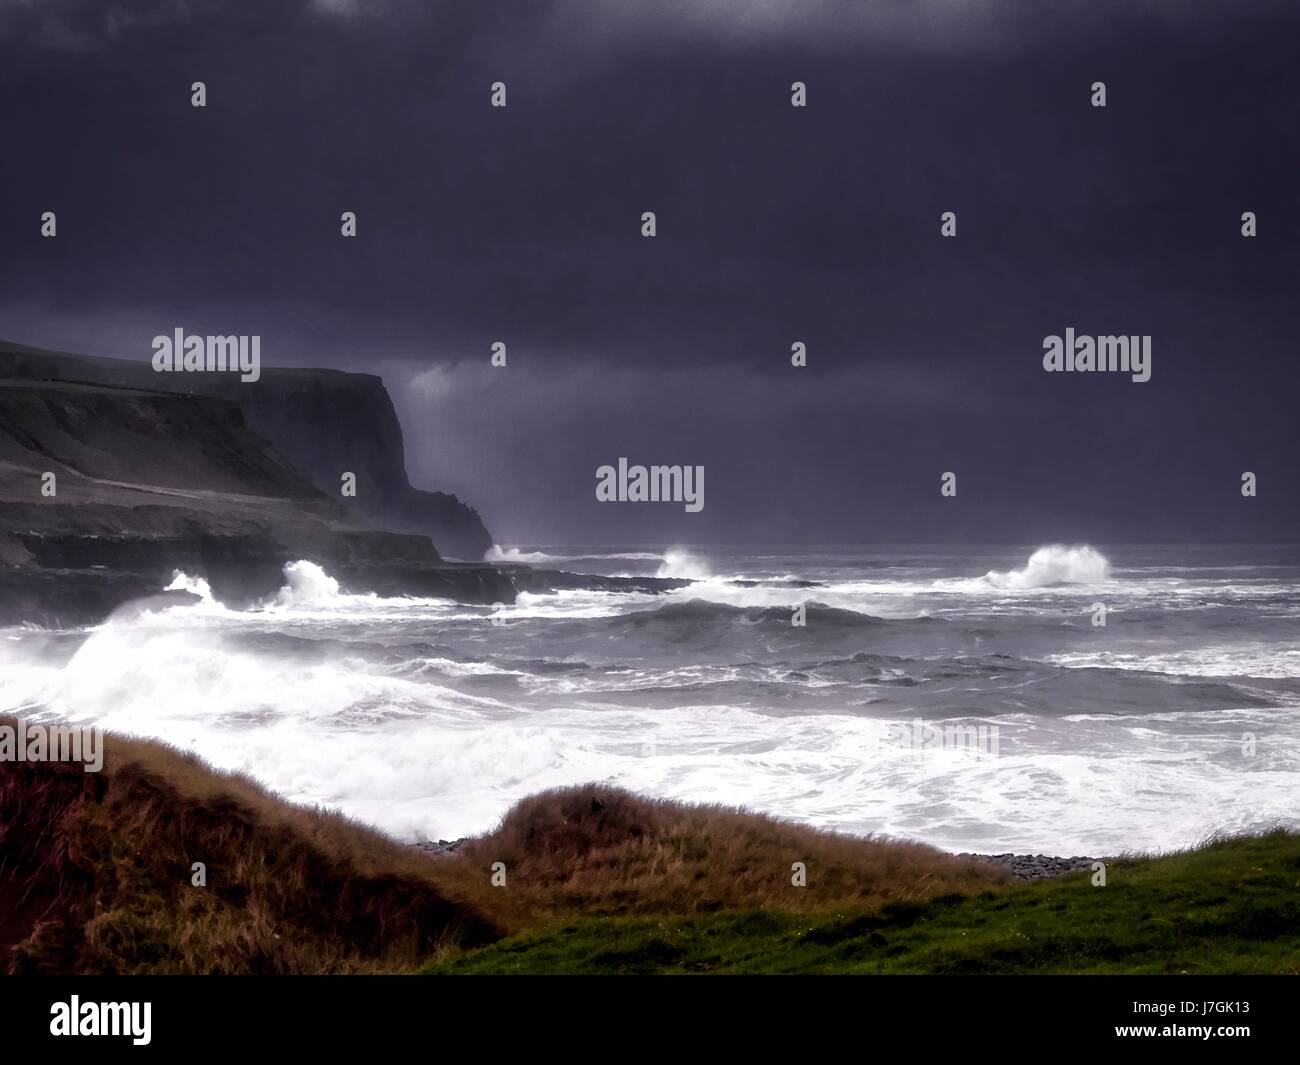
[984,545,1111,589]
[656,548,711,580]
[272,560,344,607]
[164,571,216,602]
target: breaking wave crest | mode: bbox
[656,548,711,580]
[984,545,1111,589]
[164,571,215,602]
[273,560,344,608]
[487,544,683,566]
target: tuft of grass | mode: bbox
[428,783,1010,928]
[424,829,1300,974]
[0,716,500,974]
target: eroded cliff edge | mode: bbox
[0,340,492,560]
[0,341,688,625]
[0,355,511,624]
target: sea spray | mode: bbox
[984,545,1111,589]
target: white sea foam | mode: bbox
[485,546,562,564]
[982,544,1112,589]
[5,617,1295,852]
[2,545,1297,854]
[272,560,344,608]
[160,562,464,623]
[655,547,712,580]
[1045,646,1300,679]
[164,571,215,601]
[496,589,653,620]
[486,545,663,565]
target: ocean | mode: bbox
[2,542,1297,856]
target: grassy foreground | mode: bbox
[3,717,1296,974]
[426,830,1300,974]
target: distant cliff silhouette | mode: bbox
[0,339,492,560]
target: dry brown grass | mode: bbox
[0,720,1009,972]
[434,784,1010,927]
[0,716,499,974]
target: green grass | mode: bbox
[423,830,1300,974]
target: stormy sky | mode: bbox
[1,0,1297,547]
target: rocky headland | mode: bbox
[0,339,491,558]
[0,339,686,625]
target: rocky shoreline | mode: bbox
[957,852,1100,880]
[411,838,469,856]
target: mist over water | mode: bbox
[3,543,1298,855]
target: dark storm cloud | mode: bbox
[6,1,1277,52]
[0,0,203,52]
[1,0,1297,543]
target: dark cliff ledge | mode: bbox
[0,377,513,624]
[0,339,493,560]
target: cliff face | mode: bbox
[0,340,680,626]
[0,341,493,560]
[0,378,326,502]
[0,374,515,624]
[216,369,493,560]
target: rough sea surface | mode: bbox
[3,543,1297,856]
